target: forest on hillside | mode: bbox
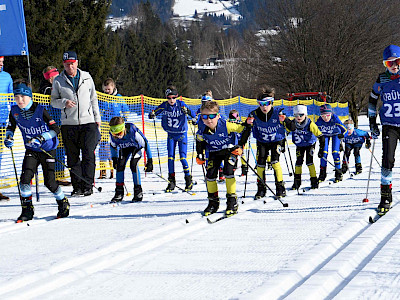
[5,0,400,122]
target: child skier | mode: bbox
[243,87,295,199]
[290,104,325,190]
[315,104,347,183]
[341,119,371,175]
[109,117,153,202]
[4,80,69,222]
[196,101,251,217]
[149,86,196,192]
[368,44,400,215]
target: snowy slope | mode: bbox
[1,116,400,299]
[173,0,241,21]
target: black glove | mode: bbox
[181,106,189,115]
[280,140,286,153]
[149,110,156,119]
[112,157,118,169]
[338,133,344,139]
[369,117,380,139]
[318,147,324,158]
[145,158,153,172]
[365,137,371,149]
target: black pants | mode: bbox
[256,140,283,166]
[295,144,315,167]
[382,125,400,170]
[206,149,237,180]
[20,149,58,193]
[61,123,99,190]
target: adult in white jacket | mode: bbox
[51,51,101,197]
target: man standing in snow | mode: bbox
[0,56,13,201]
[51,51,101,197]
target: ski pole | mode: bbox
[321,156,342,172]
[242,140,251,198]
[285,138,295,176]
[35,172,40,202]
[363,139,376,203]
[246,162,288,207]
[283,151,293,177]
[39,147,102,192]
[189,123,196,175]
[10,147,22,201]
[368,147,381,168]
[153,118,163,177]
[152,172,196,196]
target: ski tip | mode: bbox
[16,220,23,223]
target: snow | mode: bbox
[1,115,400,299]
[173,0,241,21]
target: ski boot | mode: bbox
[204,192,220,216]
[110,184,124,203]
[184,175,193,191]
[341,161,348,174]
[378,184,392,216]
[334,169,343,183]
[98,169,106,179]
[71,188,83,197]
[17,196,34,222]
[0,192,10,201]
[355,163,363,175]
[310,177,319,189]
[218,168,225,181]
[225,194,238,217]
[254,180,267,199]
[291,174,301,190]
[132,185,143,202]
[241,164,248,176]
[276,181,286,198]
[318,166,327,182]
[56,197,70,218]
[165,173,176,192]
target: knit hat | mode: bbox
[383,45,400,60]
[165,88,178,97]
[320,104,332,115]
[293,105,307,116]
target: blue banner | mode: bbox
[0,0,28,56]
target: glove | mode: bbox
[181,106,189,115]
[369,117,380,139]
[318,148,324,158]
[145,158,153,172]
[191,118,197,125]
[149,110,156,119]
[231,146,243,156]
[196,153,205,165]
[246,117,254,125]
[338,133,344,139]
[112,157,118,169]
[4,136,14,148]
[280,140,286,153]
[28,135,45,148]
[365,138,371,149]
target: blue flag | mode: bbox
[0,0,29,56]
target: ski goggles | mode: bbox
[383,57,400,68]
[346,124,354,130]
[293,113,305,118]
[110,123,125,136]
[201,113,219,120]
[258,97,274,106]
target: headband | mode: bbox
[43,68,59,80]
[13,83,32,98]
[110,123,125,134]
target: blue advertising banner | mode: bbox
[0,0,29,56]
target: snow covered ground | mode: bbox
[1,116,400,299]
[173,0,240,21]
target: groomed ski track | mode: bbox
[1,118,400,299]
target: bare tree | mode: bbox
[245,0,400,118]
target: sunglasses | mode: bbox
[167,95,178,99]
[383,58,400,68]
[201,113,219,120]
[294,113,305,117]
